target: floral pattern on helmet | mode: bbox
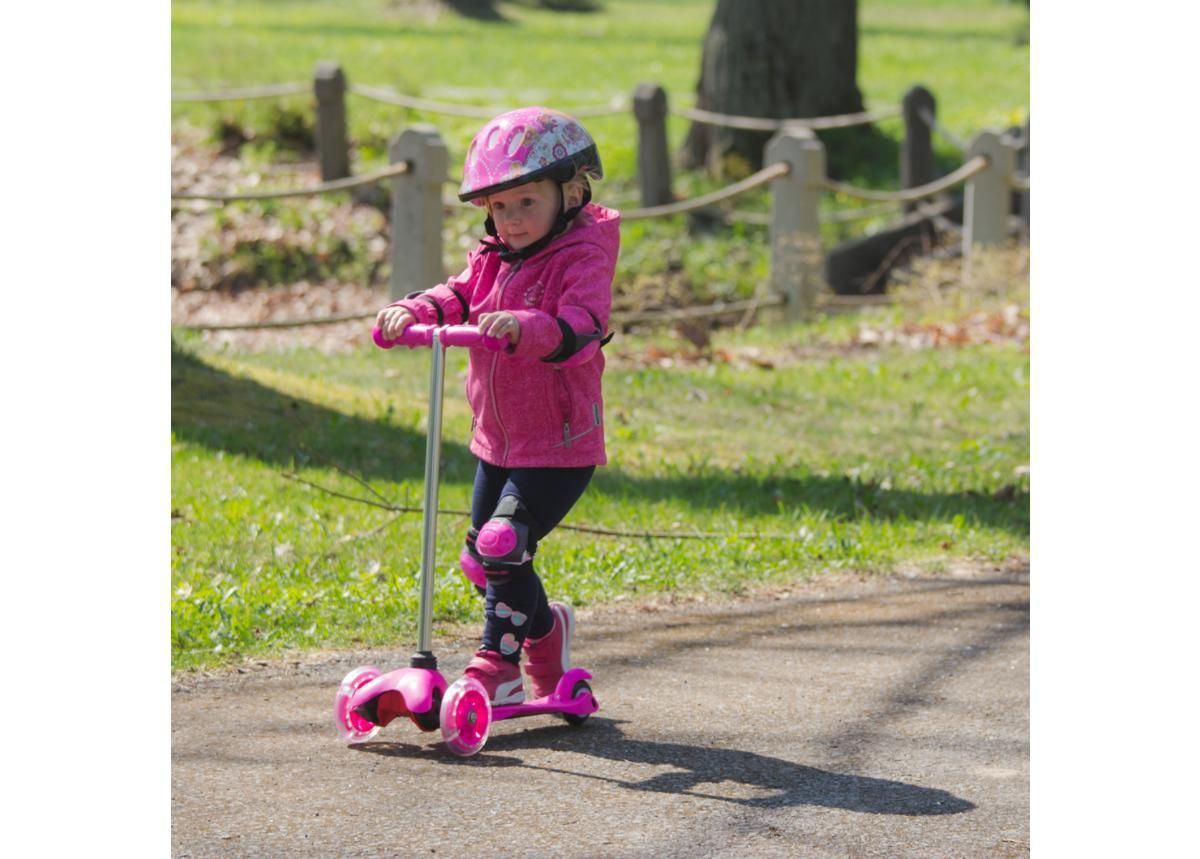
[459,106,602,205]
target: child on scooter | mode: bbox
[375,107,618,707]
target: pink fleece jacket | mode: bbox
[389,203,619,468]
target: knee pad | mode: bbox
[476,495,536,568]
[459,549,488,590]
[459,528,488,590]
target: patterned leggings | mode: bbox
[467,461,595,663]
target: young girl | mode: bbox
[375,107,618,706]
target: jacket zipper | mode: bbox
[488,260,521,462]
[554,370,574,448]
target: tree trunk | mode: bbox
[682,0,864,176]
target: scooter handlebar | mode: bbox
[372,324,508,352]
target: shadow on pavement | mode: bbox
[353,719,974,815]
[493,719,974,815]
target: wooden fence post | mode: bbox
[314,62,350,182]
[389,125,448,301]
[633,83,672,208]
[765,128,825,320]
[963,129,1017,253]
[901,85,936,215]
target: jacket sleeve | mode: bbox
[384,251,479,325]
[510,247,614,365]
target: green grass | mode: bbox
[172,322,1028,670]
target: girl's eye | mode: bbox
[521,198,536,208]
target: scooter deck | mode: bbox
[492,667,599,721]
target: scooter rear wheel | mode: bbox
[440,677,491,756]
[334,666,382,744]
[561,679,593,727]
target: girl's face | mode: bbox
[486,180,560,251]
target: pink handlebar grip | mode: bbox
[372,324,507,352]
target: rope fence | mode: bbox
[171,82,309,102]
[172,142,1010,335]
[729,201,903,227]
[170,77,887,128]
[613,294,786,326]
[173,294,791,334]
[621,162,790,220]
[822,155,988,204]
[171,66,1027,219]
[172,160,410,202]
[917,106,968,153]
[180,311,377,332]
[172,67,1028,326]
[349,83,627,119]
[670,104,898,132]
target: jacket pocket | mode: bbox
[552,371,574,448]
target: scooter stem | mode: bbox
[414,329,447,667]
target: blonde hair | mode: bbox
[563,169,592,209]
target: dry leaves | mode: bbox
[171,125,388,294]
[855,304,1029,350]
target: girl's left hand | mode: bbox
[478,311,521,345]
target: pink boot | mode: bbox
[523,602,575,700]
[463,650,525,706]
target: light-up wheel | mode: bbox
[439,677,491,756]
[334,666,382,744]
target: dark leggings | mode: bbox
[468,461,594,662]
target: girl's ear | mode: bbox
[563,179,585,211]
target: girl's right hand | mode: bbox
[376,306,416,340]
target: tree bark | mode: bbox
[682,0,864,176]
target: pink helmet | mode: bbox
[458,106,603,205]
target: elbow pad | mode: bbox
[401,287,470,325]
[541,312,612,367]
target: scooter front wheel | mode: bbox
[440,677,491,756]
[334,666,382,744]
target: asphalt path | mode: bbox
[172,562,1029,858]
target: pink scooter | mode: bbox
[333,324,600,756]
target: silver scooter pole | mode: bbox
[373,322,504,668]
[411,329,446,669]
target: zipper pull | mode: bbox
[562,422,572,448]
